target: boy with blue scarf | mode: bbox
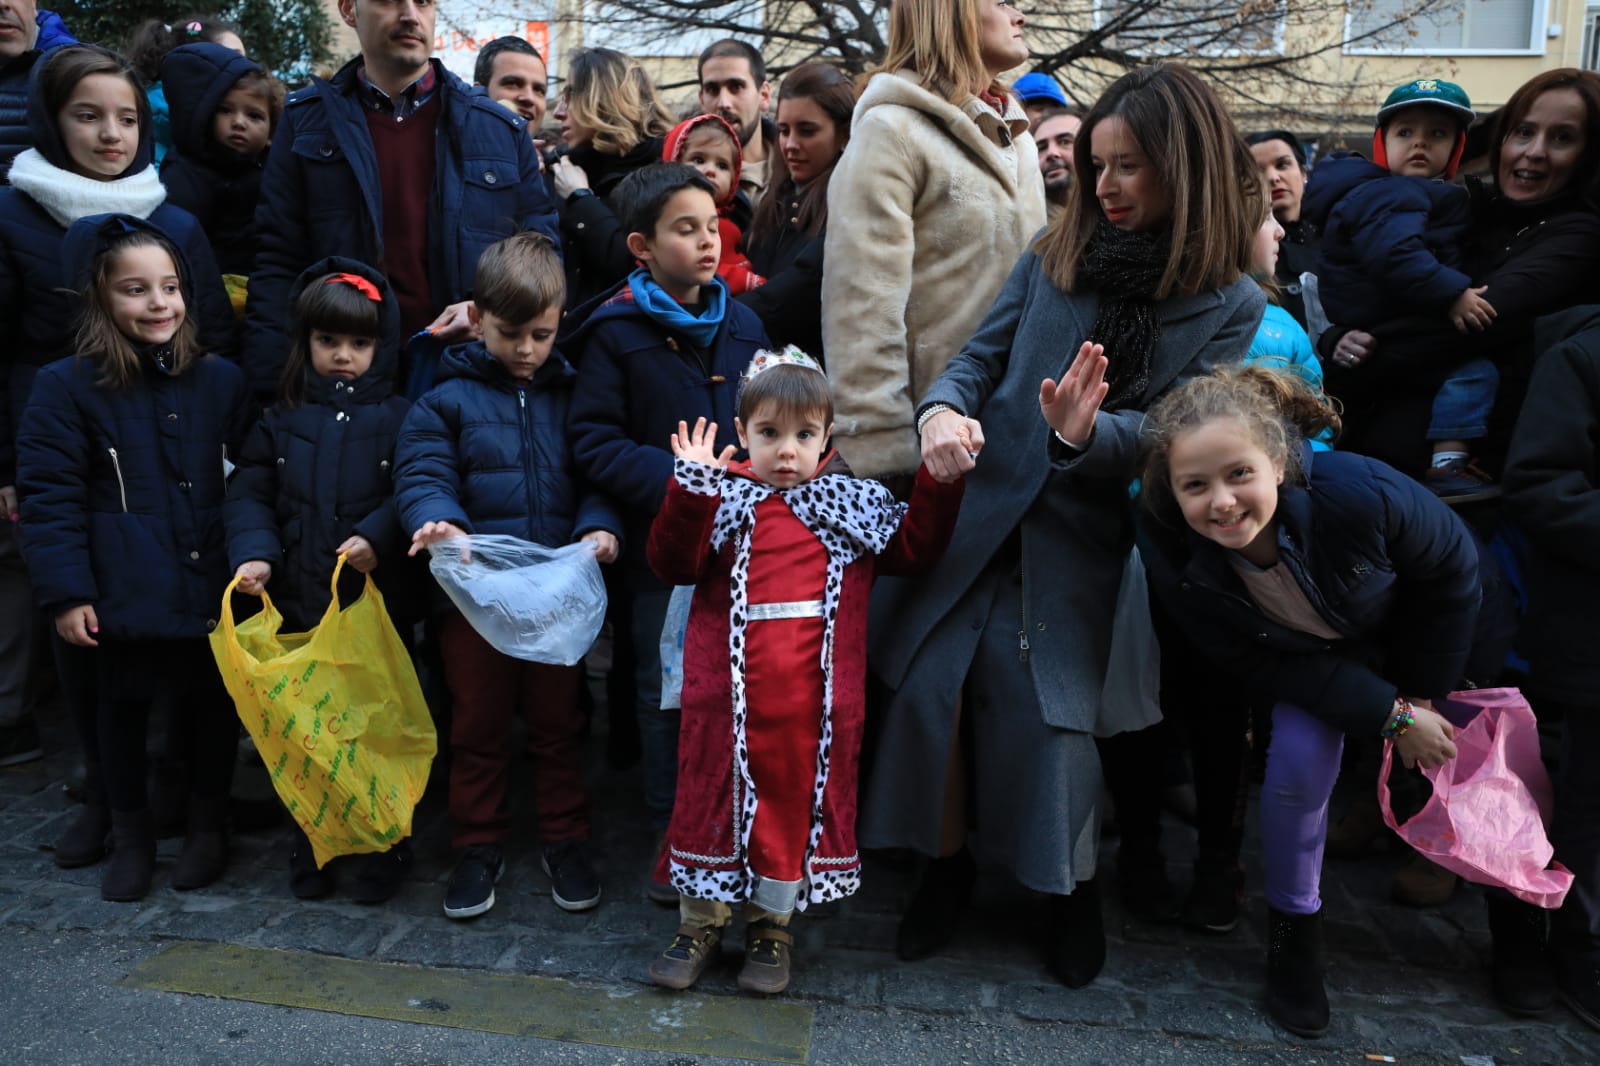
[567,163,770,899]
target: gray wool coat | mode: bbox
[867,246,1264,805]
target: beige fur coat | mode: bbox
[822,71,1047,479]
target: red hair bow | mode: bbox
[324,273,382,302]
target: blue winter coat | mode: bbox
[1301,152,1472,328]
[0,9,75,179]
[16,214,250,640]
[0,65,235,484]
[244,57,561,398]
[225,258,416,631]
[159,43,267,278]
[1137,446,1481,736]
[395,342,622,552]
[564,280,769,583]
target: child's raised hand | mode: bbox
[1040,342,1109,447]
[671,418,735,468]
[409,520,469,557]
[1450,286,1497,334]
[580,529,619,564]
[1395,705,1458,770]
[235,561,272,595]
[55,604,98,648]
[336,536,378,573]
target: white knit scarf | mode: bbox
[7,148,166,228]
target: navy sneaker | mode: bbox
[542,840,602,912]
[1425,457,1501,505]
[443,844,504,920]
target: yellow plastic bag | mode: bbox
[210,556,436,867]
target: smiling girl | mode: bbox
[1136,365,1484,1037]
[17,216,248,904]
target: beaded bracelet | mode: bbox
[1381,698,1415,739]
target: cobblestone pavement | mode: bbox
[3,702,1598,1066]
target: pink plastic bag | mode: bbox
[1378,687,1573,909]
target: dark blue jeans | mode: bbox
[1427,356,1499,442]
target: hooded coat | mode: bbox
[17,214,249,640]
[393,341,622,553]
[1300,151,1472,328]
[822,71,1046,479]
[662,113,760,294]
[224,258,417,631]
[159,42,268,278]
[0,59,233,484]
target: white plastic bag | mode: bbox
[1094,546,1164,739]
[658,585,695,710]
[428,535,607,665]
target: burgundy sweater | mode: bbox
[363,91,442,335]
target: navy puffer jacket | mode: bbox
[225,258,417,631]
[1301,152,1472,328]
[159,42,266,277]
[564,280,768,584]
[0,56,235,484]
[0,9,75,179]
[1137,446,1481,736]
[17,214,249,640]
[394,342,622,550]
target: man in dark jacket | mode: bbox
[244,0,559,401]
[0,1,73,181]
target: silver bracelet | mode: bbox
[1053,428,1088,451]
[916,403,957,435]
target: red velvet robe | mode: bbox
[646,455,963,908]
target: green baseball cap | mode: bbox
[1376,78,1474,127]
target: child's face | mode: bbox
[680,127,737,203]
[630,187,721,303]
[736,401,832,489]
[106,244,185,346]
[310,331,376,380]
[1383,105,1458,178]
[1090,114,1172,233]
[1250,212,1285,279]
[473,304,561,381]
[59,73,140,180]
[212,85,272,158]
[1167,418,1285,565]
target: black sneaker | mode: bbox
[542,840,602,912]
[349,839,414,904]
[443,844,505,920]
[0,718,43,767]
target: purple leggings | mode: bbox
[1261,703,1345,915]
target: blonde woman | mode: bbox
[550,48,674,306]
[821,0,1045,487]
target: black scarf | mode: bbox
[1078,221,1171,411]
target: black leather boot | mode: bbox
[1487,894,1553,1017]
[172,795,229,891]
[1265,906,1329,1037]
[101,810,156,902]
[1045,877,1106,988]
[895,848,976,961]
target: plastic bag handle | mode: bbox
[218,571,282,654]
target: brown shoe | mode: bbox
[1325,792,1388,860]
[737,920,793,995]
[648,924,723,990]
[1391,852,1458,907]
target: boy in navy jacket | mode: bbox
[1303,78,1496,501]
[565,163,770,897]
[396,233,621,921]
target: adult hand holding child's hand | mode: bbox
[671,418,736,468]
[920,409,984,484]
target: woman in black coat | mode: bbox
[736,62,855,364]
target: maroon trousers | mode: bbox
[440,614,589,849]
